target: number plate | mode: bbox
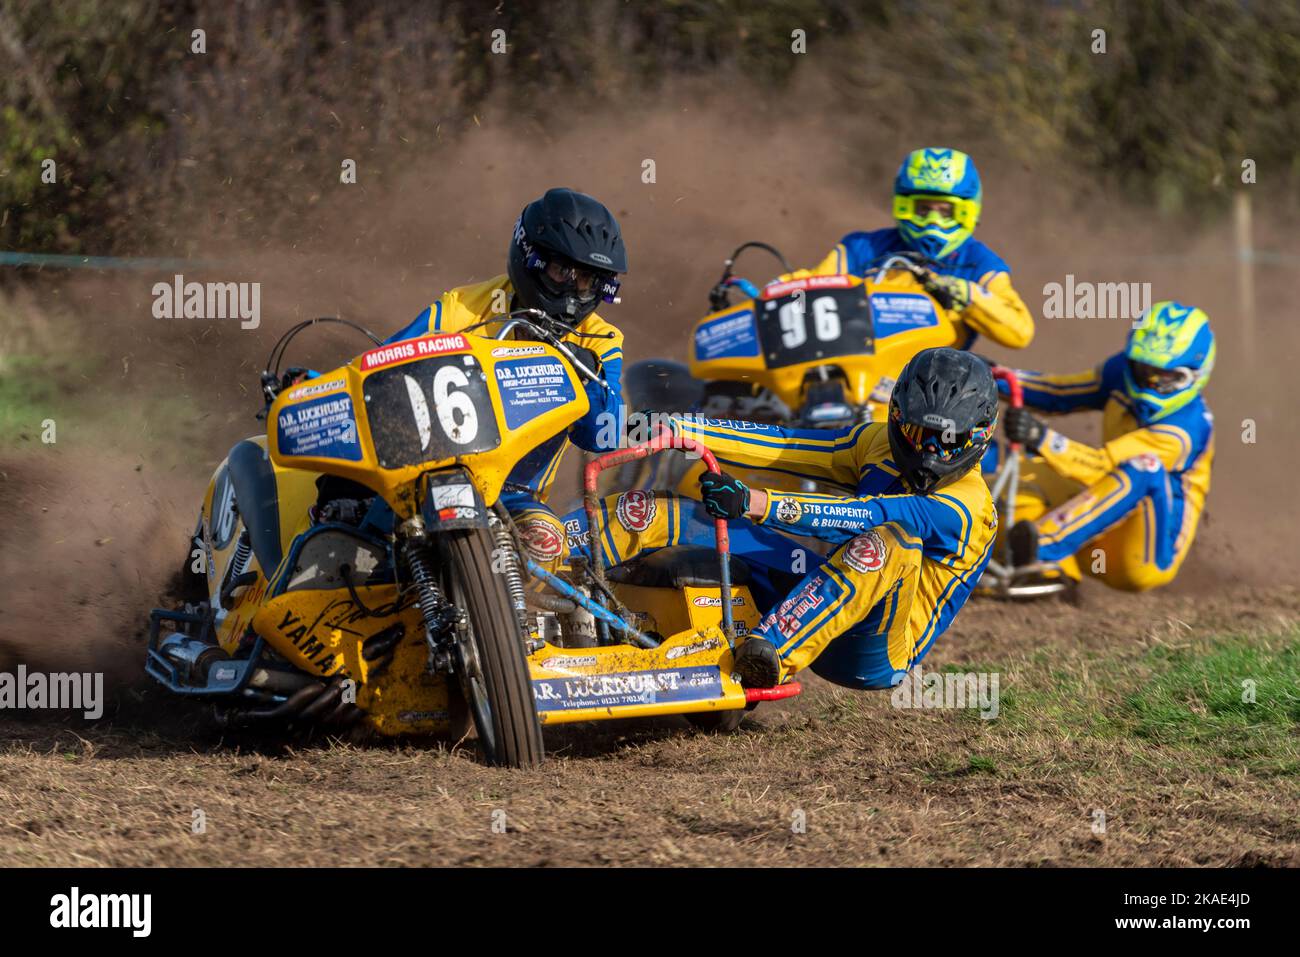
[757,287,873,368]
[362,355,501,469]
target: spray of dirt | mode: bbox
[3,85,1296,685]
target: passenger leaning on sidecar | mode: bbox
[998,301,1215,592]
[563,348,1000,691]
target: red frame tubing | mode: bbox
[744,682,803,703]
[583,428,735,642]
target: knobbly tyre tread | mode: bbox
[446,526,544,768]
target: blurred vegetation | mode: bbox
[1,0,1297,254]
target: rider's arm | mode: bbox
[383,300,445,344]
[772,240,853,283]
[569,352,625,453]
[669,417,868,489]
[747,486,970,550]
[1037,424,1189,485]
[1003,364,1110,413]
[961,271,1035,349]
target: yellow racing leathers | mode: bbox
[564,417,996,689]
[1004,352,1214,590]
[806,228,1035,349]
[385,275,625,568]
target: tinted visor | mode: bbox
[526,250,621,304]
[1129,359,1194,395]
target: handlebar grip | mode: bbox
[991,366,1024,454]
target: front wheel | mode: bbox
[443,527,544,768]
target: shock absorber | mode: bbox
[490,507,537,650]
[400,521,455,670]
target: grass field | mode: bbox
[2,590,1296,867]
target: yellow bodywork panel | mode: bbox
[690,271,967,423]
[528,625,747,725]
[265,333,588,517]
[251,585,455,735]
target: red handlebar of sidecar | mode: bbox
[583,427,735,641]
[991,366,1024,454]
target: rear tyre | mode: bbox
[686,708,745,733]
[444,527,544,768]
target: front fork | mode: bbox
[398,518,461,674]
[399,512,536,676]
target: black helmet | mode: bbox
[887,347,998,494]
[507,188,627,326]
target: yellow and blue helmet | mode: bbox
[892,147,982,260]
[1123,301,1216,421]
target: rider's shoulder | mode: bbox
[940,467,996,518]
[575,312,625,358]
[1150,395,1214,441]
[946,237,1010,277]
[838,228,899,259]
[443,274,511,315]
[1098,351,1128,388]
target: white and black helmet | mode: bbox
[507,188,627,326]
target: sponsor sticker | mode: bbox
[869,291,940,338]
[276,393,362,461]
[694,310,760,361]
[761,275,854,299]
[518,517,565,562]
[1048,431,1069,455]
[360,334,468,371]
[775,497,802,524]
[843,530,888,573]
[564,517,590,549]
[616,489,657,533]
[540,655,599,671]
[286,378,345,399]
[665,637,724,660]
[692,595,745,607]
[1130,452,1162,473]
[431,483,475,510]
[771,575,825,637]
[532,665,723,711]
[491,345,547,358]
[494,358,576,429]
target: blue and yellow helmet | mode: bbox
[892,147,982,260]
[1123,301,1216,422]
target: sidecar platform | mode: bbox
[527,626,801,725]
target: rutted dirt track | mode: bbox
[2,94,1298,866]
[2,583,1298,867]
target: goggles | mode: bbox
[892,192,980,231]
[891,405,994,461]
[525,250,621,304]
[1129,359,1196,395]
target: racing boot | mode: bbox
[732,636,782,689]
[1008,519,1040,569]
[1008,519,1074,598]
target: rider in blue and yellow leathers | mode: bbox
[801,147,1035,351]
[1000,301,1215,591]
[563,348,1000,689]
[380,188,629,562]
